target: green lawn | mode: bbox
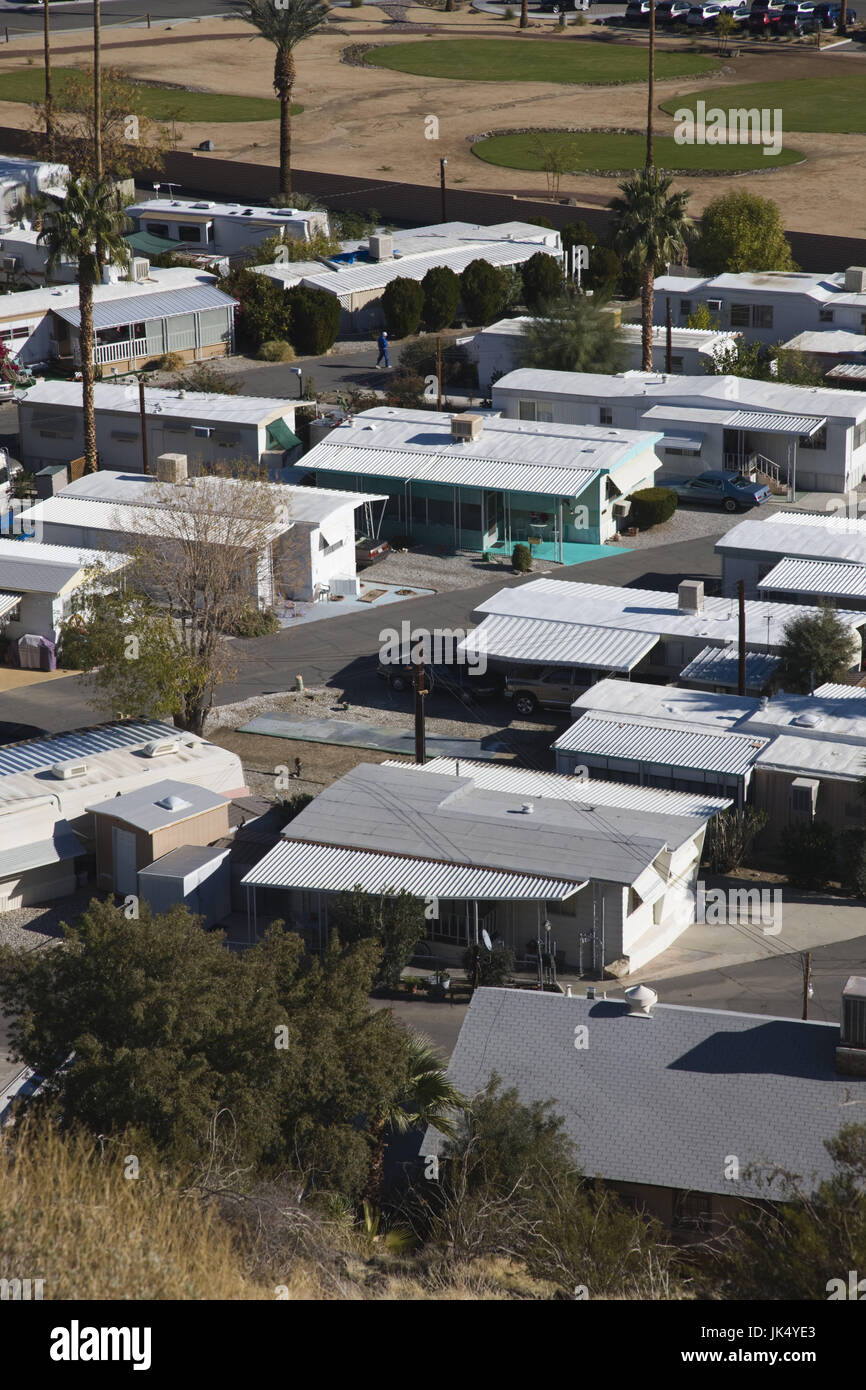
[0,68,299,122]
[661,77,866,134]
[472,129,804,173]
[364,39,719,85]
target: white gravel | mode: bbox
[0,889,99,955]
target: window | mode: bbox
[679,298,692,318]
[177,224,202,244]
[110,430,139,443]
[599,406,613,425]
[674,1191,712,1230]
[145,222,170,238]
[752,305,774,329]
[819,307,834,323]
[518,399,553,423]
[670,355,684,372]
[730,304,750,328]
[853,420,866,452]
[799,425,827,450]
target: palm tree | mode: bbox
[365,1033,465,1205]
[610,168,690,372]
[240,0,330,203]
[43,0,55,159]
[647,0,655,168]
[38,179,130,474]
[520,0,529,27]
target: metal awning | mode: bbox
[723,410,826,437]
[459,615,658,672]
[679,645,781,690]
[0,591,21,618]
[52,283,238,332]
[659,433,703,452]
[241,838,587,901]
[312,444,599,498]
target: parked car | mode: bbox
[538,0,584,11]
[748,0,785,27]
[665,470,772,512]
[687,3,723,25]
[779,0,816,29]
[355,536,390,569]
[807,1,855,24]
[624,0,652,20]
[656,1,693,20]
[377,654,505,700]
[729,5,753,20]
[504,665,611,716]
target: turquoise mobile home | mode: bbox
[295,408,662,555]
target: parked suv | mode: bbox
[377,653,504,700]
[624,0,652,20]
[504,665,605,716]
[749,0,785,28]
[687,4,723,25]
[779,0,816,29]
[656,0,693,20]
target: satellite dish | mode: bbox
[481,929,493,952]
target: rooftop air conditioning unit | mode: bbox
[155,452,188,484]
[129,258,150,282]
[368,234,393,262]
[51,760,88,780]
[844,267,866,294]
[143,738,179,758]
[706,298,723,313]
[789,777,819,820]
[450,414,483,444]
[678,579,704,614]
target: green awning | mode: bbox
[266,417,302,452]
[125,230,178,256]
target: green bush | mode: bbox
[421,264,461,332]
[170,364,240,395]
[220,267,292,352]
[257,339,296,362]
[839,829,866,897]
[285,285,341,356]
[460,258,507,326]
[225,606,281,638]
[512,543,532,573]
[382,276,425,339]
[587,245,622,297]
[461,943,515,988]
[155,351,184,372]
[629,487,678,530]
[521,251,563,313]
[781,820,838,891]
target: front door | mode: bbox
[112,827,138,896]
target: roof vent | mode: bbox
[143,738,179,758]
[451,414,483,444]
[51,759,88,780]
[793,711,822,728]
[155,793,192,812]
[624,984,658,1018]
[520,802,534,815]
[837,976,866,1075]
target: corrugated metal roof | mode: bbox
[679,645,780,689]
[298,240,559,299]
[723,409,826,435]
[827,363,866,381]
[0,539,127,594]
[0,590,20,617]
[0,719,176,779]
[0,826,83,879]
[813,682,866,700]
[717,517,866,565]
[19,380,299,426]
[459,614,658,672]
[313,443,598,497]
[758,556,866,600]
[382,758,731,817]
[53,283,237,331]
[774,510,866,533]
[554,714,768,776]
[241,838,586,900]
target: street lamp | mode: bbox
[290,366,303,400]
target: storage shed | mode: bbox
[138,844,231,929]
[88,777,231,895]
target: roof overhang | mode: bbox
[723,410,826,437]
[459,615,659,673]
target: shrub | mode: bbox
[460,259,507,326]
[512,543,532,573]
[221,267,292,351]
[521,252,563,314]
[257,339,296,362]
[781,820,838,891]
[285,286,341,356]
[839,829,866,897]
[399,333,473,387]
[421,265,460,332]
[382,276,425,339]
[170,364,240,395]
[384,373,431,409]
[155,351,184,372]
[703,807,769,874]
[629,487,677,530]
[225,606,281,638]
[461,943,515,988]
[587,245,622,297]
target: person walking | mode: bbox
[375,329,390,369]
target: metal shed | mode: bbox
[138,844,231,930]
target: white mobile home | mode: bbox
[654,266,866,346]
[125,197,330,257]
[0,538,128,645]
[716,511,866,597]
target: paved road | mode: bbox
[0,533,722,735]
[0,1,240,37]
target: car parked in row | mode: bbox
[624,0,652,20]
[687,3,723,25]
[779,0,816,30]
[656,0,693,20]
[664,470,772,512]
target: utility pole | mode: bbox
[138,378,149,475]
[436,335,442,411]
[737,579,746,697]
[93,0,102,181]
[802,951,812,1020]
[414,659,428,765]
[665,296,673,374]
[439,158,448,224]
[43,0,54,160]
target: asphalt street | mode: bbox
[0,1,243,38]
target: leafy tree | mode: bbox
[285,285,340,355]
[610,168,690,371]
[31,67,173,181]
[717,1123,866,1300]
[781,820,838,890]
[239,0,330,201]
[365,1033,464,1204]
[703,807,769,874]
[561,220,597,255]
[460,259,507,326]
[586,245,622,297]
[421,265,460,331]
[776,607,858,693]
[220,267,293,353]
[37,178,130,473]
[687,301,722,331]
[517,292,627,375]
[381,276,425,339]
[0,900,420,1201]
[708,338,767,378]
[329,887,426,991]
[461,943,515,988]
[694,190,796,274]
[521,251,563,313]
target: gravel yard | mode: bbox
[0,889,100,955]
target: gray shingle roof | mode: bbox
[422,989,863,1199]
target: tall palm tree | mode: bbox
[610,168,690,372]
[240,0,330,203]
[647,0,655,168]
[43,0,55,159]
[520,0,529,27]
[38,179,130,474]
[365,1033,465,1205]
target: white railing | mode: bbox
[75,338,148,365]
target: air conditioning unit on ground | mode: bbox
[51,760,88,780]
[789,777,819,820]
[143,738,179,758]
